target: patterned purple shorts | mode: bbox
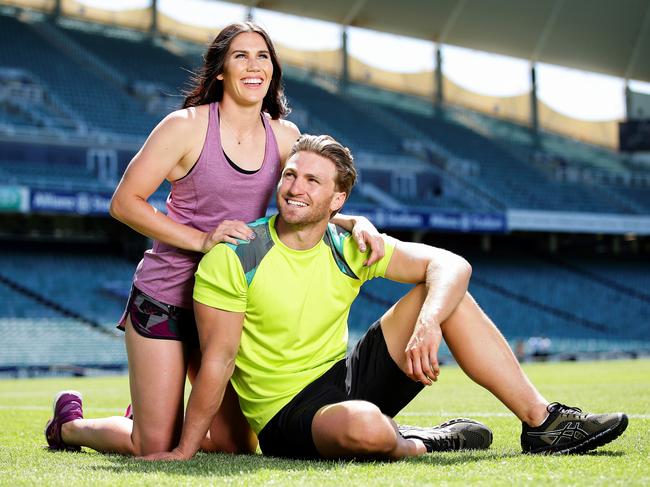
[117,286,199,348]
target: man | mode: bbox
[147,134,627,460]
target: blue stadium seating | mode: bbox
[283,77,405,156]
[1,271,127,368]
[388,107,637,213]
[0,139,175,198]
[3,12,646,214]
[0,159,110,191]
[0,105,34,127]
[451,107,632,176]
[344,81,650,213]
[0,251,133,326]
[0,15,158,135]
[0,281,60,319]
[620,186,650,210]
[468,254,649,341]
[0,318,125,368]
[0,248,648,368]
[348,253,650,355]
[59,24,194,94]
[1,12,649,371]
[283,76,485,209]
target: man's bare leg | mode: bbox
[312,400,425,459]
[379,285,549,427]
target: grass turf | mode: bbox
[0,359,648,486]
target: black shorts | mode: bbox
[257,321,424,459]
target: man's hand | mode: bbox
[404,319,442,385]
[350,216,385,266]
[385,242,471,386]
[139,447,192,462]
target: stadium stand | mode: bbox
[0,258,128,375]
[389,107,642,213]
[284,76,405,156]
[344,81,650,213]
[2,242,646,371]
[0,159,108,191]
[58,22,194,94]
[0,279,61,319]
[468,254,649,341]
[0,106,32,128]
[1,12,646,214]
[0,14,157,136]
[0,251,133,327]
[0,70,82,132]
[0,140,176,202]
[351,253,650,357]
[0,10,648,374]
[0,317,125,373]
[282,73,499,211]
[620,186,650,210]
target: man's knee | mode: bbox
[411,283,427,304]
[440,291,475,332]
[315,401,397,455]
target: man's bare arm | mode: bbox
[384,239,472,385]
[141,302,244,461]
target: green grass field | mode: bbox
[1,359,648,486]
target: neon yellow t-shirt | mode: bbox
[194,215,395,433]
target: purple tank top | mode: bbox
[133,102,281,308]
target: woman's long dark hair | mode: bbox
[182,22,289,119]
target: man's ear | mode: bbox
[331,192,346,214]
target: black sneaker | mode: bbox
[399,418,493,452]
[521,402,628,454]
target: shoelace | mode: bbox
[400,426,463,452]
[426,435,462,452]
[60,401,82,416]
[548,402,587,418]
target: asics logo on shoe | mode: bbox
[527,422,590,445]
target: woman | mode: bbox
[44,21,383,456]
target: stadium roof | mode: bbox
[222,0,650,83]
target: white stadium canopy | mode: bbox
[219,0,650,83]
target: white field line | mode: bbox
[399,411,650,419]
[0,405,122,413]
[2,405,649,419]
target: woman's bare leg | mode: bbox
[62,316,187,455]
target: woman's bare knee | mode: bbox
[131,424,180,456]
